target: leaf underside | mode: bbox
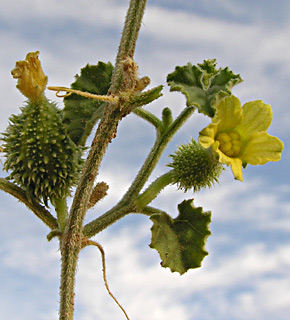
[150,199,211,275]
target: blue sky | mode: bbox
[0,0,289,319]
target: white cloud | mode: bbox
[74,222,290,320]
[1,176,289,319]
[2,235,59,278]
[0,0,126,27]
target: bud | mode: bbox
[11,51,48,102]
[168,139,223,192]
[88,182,109,208]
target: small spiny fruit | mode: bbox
[168,139,223,192]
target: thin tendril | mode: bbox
[47,86,119,104]
[83,239,130,320]
[56,91,72,98]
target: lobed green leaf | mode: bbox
[167,59,242,117]
[150,199,211,274]
[62,62,114,146]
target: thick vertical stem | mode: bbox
[58,0,148,319]
[109,0,148,94]
[59,111,120,320]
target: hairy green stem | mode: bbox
[135,170,174,209]
[123,106,195,200]
[54,197,68,232]
[58,1,148,319]
[84,201,135,238]
[0,178,58,230]
[133,107,163,130]
[83,170,174,237]
[110,0,148,93]
[83,106,195,238]
[59,106,121,320]
[138,206,166,216]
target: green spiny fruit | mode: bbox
[2,98,83,205]
[168,139,223,192]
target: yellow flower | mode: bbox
[198,96,283,181]
[11,51,48,102]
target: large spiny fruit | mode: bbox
[3,100,83,205]
[2,51,83,205]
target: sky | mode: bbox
[0,0,289,319]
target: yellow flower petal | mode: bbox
[236,100,272,139]
[229,157,243,181]
[11,51,47,102]
[213,147,243,181]
[214,96,243,132]
[242,132,284,165]
[198,123,217,148]
[198,95,283,181]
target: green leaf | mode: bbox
[150,199,211,274]
[167,59,243,117]
[62,61,114,146]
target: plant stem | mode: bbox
[59,105,121,320]
[110,0,148,93]
[54,197,68,232]
[83,106,195,238]
[58,1,148,319]
[47,86,119,103]
[122,106,196,200]
[133,107,163,131]
[84,201,134,238]
[135,170,174,209]
[0,178,58,230]
[137,206,166,216]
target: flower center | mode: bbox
[216,131,243,157]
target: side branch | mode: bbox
[133,107,163,131]
[83,202,134,238]
[83,107,195,238]
[0,178,58,230]
[122,106,196,199]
